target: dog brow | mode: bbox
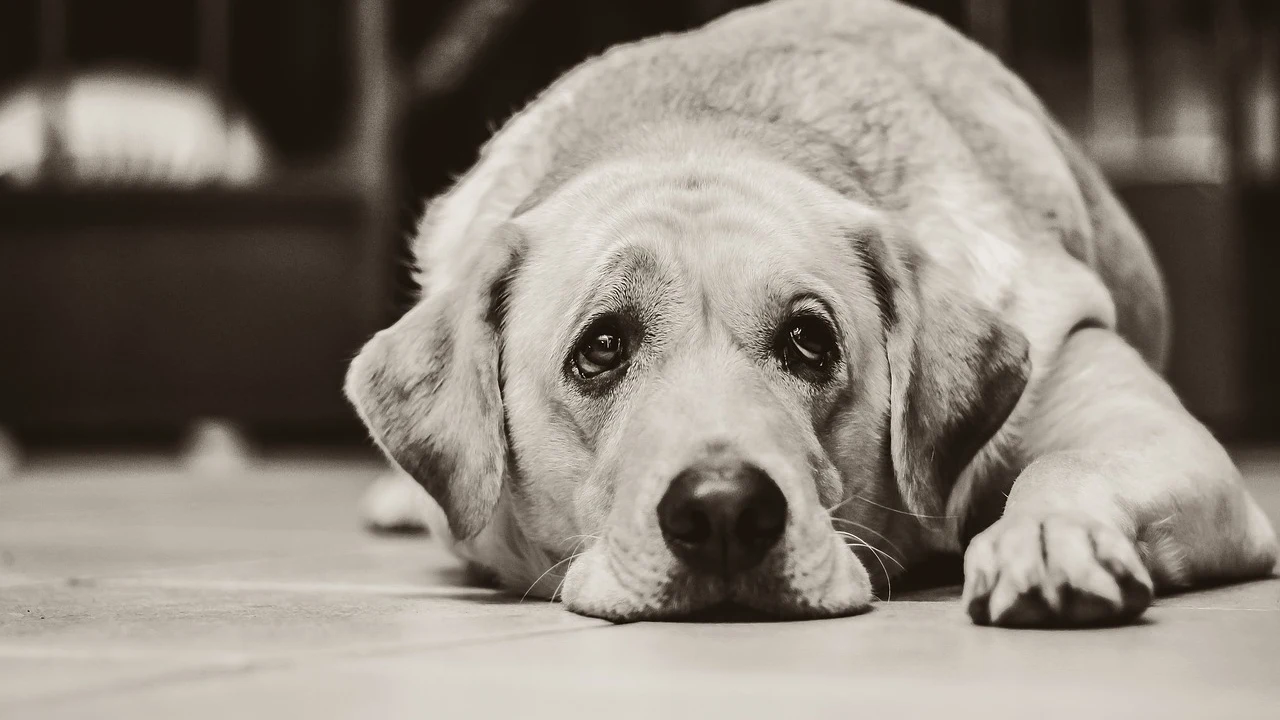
[564,245,664,339]
[596,245,662,299]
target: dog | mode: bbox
[346,0,1278,625]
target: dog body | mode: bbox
[348,0,1277,625]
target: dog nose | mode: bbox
[657,459,788,576]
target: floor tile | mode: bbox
[18,602,1279,720]
[0,522,360,588]
[0,459,385,587]
[0,458,381,530]
[0,582,601,663]
[1153,577,1280,610]
[111,535,470,588]
[1,450,1276,718]
[0,657,219,706]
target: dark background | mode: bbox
[1,0,1277,451]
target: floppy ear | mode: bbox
[859,231,1031,519]
[345,226,522,540]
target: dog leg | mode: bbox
[963,327,1278,627]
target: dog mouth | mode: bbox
[565,574,872,623]
[556,533,874,622]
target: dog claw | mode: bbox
[963,515,1154,628]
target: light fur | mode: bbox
[348,0,1276,625]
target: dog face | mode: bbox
[346,141,1030,621]
[502,151,895,619]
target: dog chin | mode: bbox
[558,535,874,622]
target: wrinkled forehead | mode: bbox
[511,159,866,336]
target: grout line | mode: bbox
[0,617,609,669]
[1153,605,1278,612]
[0,645,254,665]
[94,577,503,598]
[858,599,1279,612]
[258,620,616,666]
[0,548,386,592]
[0,520,370,538]
[0,576,53,590]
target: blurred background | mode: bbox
[1,0,1278,462]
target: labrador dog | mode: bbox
[346,0,1278,625]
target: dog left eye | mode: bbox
[778,315,838,375]
[573,319,629,379]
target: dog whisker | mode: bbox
[832,530,905,570]
[550,574,569,603]
[521,551,586,603]
[549,552,591,603]
[829,517,908,559]
[543,534,601,604]
[826,493,957,520]
[841,540,894,601]
[833,529,898,601]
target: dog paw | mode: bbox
[962,514,1154,628]
[361,471,432,535]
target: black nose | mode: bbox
[656,459,788,577]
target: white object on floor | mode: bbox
[0,427,19,479]
[0,69,268,188]
[182,418,253,475]
[361,470,434,534]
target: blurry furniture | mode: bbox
[0,0,396,440]
[2,0,1276,444]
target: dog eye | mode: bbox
[573,319,628,379]
[778,315,838,377]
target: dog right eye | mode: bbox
[775,312,840,383]
[572,318,629,379]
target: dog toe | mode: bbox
[964,515,1153,628]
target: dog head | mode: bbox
[346,135,1029,621]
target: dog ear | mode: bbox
[345,225,523,540]
[858,229,1030,519]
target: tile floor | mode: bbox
[2,449,1278,719]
